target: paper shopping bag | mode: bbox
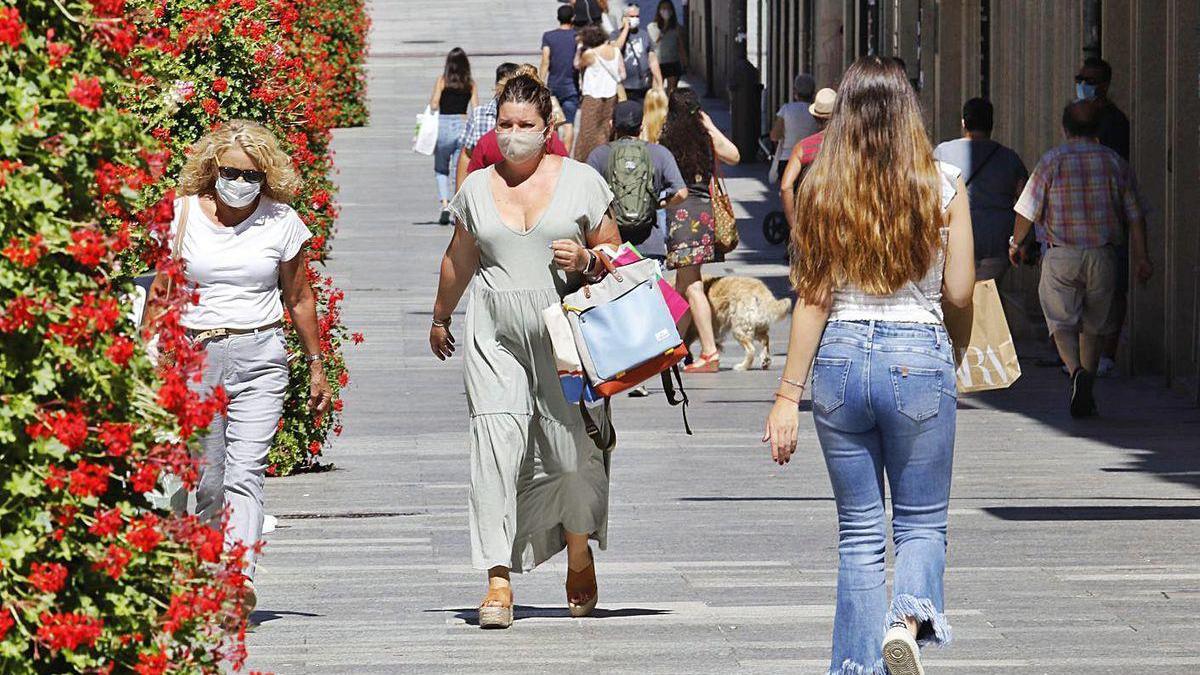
[953,279,1021,393]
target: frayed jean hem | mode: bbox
[886,593,952,648]
[828,658,886,675]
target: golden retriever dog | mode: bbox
[682,276,792,370]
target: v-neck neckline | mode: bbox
[486,161,567,237]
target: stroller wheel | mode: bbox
[762,211,788,245]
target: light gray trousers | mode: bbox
[190,327,289,579]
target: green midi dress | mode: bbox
[448,159,615,572]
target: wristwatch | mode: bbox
[305,353,322,364]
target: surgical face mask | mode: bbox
[214,176,262,208]
[496,128,548,163]
[1075,81,1097,101]
[628,16,640,29]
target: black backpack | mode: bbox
[573,0,603,26]
[603,139,658,246]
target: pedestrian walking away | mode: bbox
[768,73,819,185]
[455,62,521,192]
[429,74,623,629]
[541,5,582,153]
[586,99,687,247]
[573,24,625,163]
[647,0,686,93]
[933,98,1028,282]
[612,4,663,101]
[779,87,835,232]
[1075,56,1132,376]
[657,88,740,374]
[764,56,976,675]
[1011,99,1152,418]
[429,47,477,225]
[141,120,333,619]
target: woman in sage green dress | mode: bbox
[429,74,621,629]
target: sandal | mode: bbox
[565,549,598,618]
[683,352,720,374]
[478,584,514,629]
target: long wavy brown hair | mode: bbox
[789,56,943,303]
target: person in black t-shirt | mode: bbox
[542,5,581,152]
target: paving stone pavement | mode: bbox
[243,2,1200,672]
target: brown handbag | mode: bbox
[708,146,738,255]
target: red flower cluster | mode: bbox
[37,612,104,651]
[68,75,104,110]
[125,513,164,553]
[69,461,111,498]
[2,234,45,267]
[28,562,69,594]
[0,6,23,48]
[94,544,133,580]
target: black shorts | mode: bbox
[660,61,683,79]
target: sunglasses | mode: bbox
[218,166,267,183]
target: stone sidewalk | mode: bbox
[243,2,1200,672]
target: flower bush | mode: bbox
[0,0,367,669]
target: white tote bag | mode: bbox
[412,106,438,155]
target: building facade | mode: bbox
[689,0,1199,401]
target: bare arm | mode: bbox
[649,51,663,89]
[701,112,740,165]
[941,177,975,308]
[779,143,806,229]
[768,115,784,143]
[429,75,444,110]
[139,271,170,331]
[614,21,631,50]
[763,294,831,464]
[280,253,333,416]
[586,211,623,249]
[430,224,482,360]
[540,46,551,82]
[664,186,688,208]
[455,145,471,192]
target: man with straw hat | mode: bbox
[780,87,836,230]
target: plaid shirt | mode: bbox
[458,98,497,151]
[1014,139,1142,248]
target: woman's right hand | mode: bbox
[430,323,456,360]
[762,398,800,465]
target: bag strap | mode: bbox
[660,364,693,435]
[708,137,728,197]
[964,142,1002,188]
[164,196,191,299]
[595,52,623,85]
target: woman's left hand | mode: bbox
[309,363,333,418]
[550,239,591,273]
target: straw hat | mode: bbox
[809,88,837,119]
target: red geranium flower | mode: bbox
[0,609,12,640]
[67,75,103,110]
[93,544,132,580]
[105,336,135,366]
[69,461,111,498]
[28,562,69,594]
[36,612,103,651]
[135,649,168,675]
[200,97,219,116]
[212,77,228,93]
[89,507,124,537]
[99,422,134,457]
[0,7,24,49]
[125,514,163,553]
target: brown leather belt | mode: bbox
[187,320,283,345]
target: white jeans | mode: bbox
[190,327,289,579]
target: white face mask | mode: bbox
[628,16,640,29]
[496,128,548,164]
[215,176,262,208]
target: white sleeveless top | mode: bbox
[827,162,962,325]
[580,51,621,99]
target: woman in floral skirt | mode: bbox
[657,88,740,372]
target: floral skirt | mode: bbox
[666,194,721,269]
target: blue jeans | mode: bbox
[434,114,465,202]
[811,321,956,675]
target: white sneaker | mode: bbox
[882,625,925,675]
[1097,356,1116,378]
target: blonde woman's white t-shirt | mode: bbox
[169,195,312,330]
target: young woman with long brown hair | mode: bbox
[430,47,477,224]
[762,57,974,675]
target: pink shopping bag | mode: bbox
[608,244,690,323]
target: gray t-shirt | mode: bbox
[613,29,656,89]
[774,102,820,171]
[586,140,685,257]
[933,138,1029,259]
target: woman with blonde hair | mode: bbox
[639,86,669,143]
[145,119,332,615]
[762,57,974,675]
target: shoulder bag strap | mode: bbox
[964,142,1002,188]
[660,365,693,435]
[164,196,191,299]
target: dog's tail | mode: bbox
[769,297,792,322]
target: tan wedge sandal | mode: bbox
[566,549,598,618]
[478,585,514,629]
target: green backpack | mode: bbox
[604,138,657,245]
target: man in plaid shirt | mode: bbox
[454,62,519,190]
[1011,100,1152,418]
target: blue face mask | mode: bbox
[1076,82,1097,101]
